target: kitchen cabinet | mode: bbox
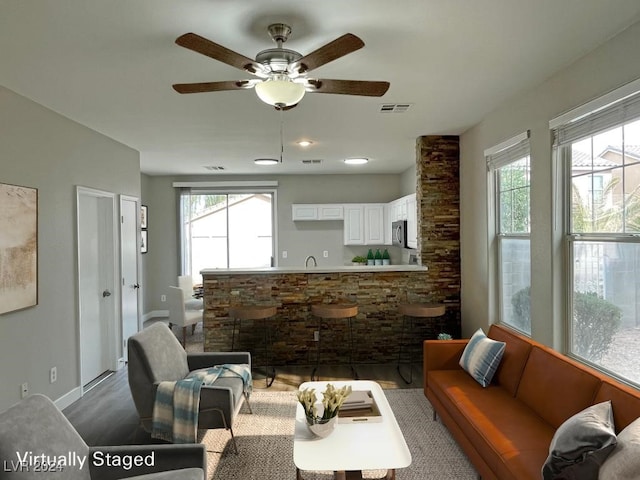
[406,194,417,249]
[343,204,387,245]
[292,204,344,221]
[386,193,417,249]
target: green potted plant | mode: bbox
[351,255,367,266]
[366,249,375,266]
[382,249,391,265]
[374,249,383,266]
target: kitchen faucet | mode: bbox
[305,255,317,268]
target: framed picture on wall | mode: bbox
[0,182,38,314]
[141,230,148,254]
[140,205,148,229]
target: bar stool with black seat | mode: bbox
[396,303,446,384]
[311,303,359,381]
[229,305,277,387]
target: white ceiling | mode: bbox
[2,0,640,176]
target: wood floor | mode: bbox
[63,323,424,447]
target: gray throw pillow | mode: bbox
[542,401,617,480]
[599,416,640,480]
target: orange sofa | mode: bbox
[423,324,640,480]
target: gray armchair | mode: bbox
[127,322,251,453]
[0,393,205,480]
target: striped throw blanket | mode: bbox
[152,363,252,443]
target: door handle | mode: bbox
[132,283,140,289]
[102,289,112,298]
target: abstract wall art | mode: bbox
[0,183,38,314]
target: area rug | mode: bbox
[200,389,477,480]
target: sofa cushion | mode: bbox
[594,378,640,432]
[428,369,553,479]
[516,346,602,429]
[488,325,532,397]
[542,401,617,480]
[459,328,506,387]
[599,416,640,480]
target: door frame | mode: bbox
[75,186,120,394]
[119,194,142,363]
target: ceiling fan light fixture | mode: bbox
[254,158,280,166]
[255,75,305,107]
[344,157,369,165]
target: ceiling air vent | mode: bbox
[203,165,225,171]
[301,159,323,165]
[379,103,412,113]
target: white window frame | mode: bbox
[551,78,640,384]
[175,182,279,276]
[486,132,532,334]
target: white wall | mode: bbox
[0,87,140,410]
[459,20,640,347]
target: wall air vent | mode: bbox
[203,166,225,171]
[379,103,412,113]
[301,159,323,165]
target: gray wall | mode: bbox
[0,87,140,410]
[459,20,640,347]
[140,173,407,313]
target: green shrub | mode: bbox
[573,292,622,361]
[511,287,621,361]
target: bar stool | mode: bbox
[396,303,446,384]
[311,303,359,381]
[229,305,277,387]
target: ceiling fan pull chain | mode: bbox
[279,109,284,163]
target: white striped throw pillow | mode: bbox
[459,328,506,387]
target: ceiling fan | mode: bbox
[172,23,390,110]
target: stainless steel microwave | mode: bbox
[392,220,407,248]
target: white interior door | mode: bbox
[120,195,140,361]
[77,187,118,391]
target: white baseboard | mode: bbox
[55,386,82,410]
[142,310,168,322]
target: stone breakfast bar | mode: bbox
[201,265,455,367]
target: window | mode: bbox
[553,83,640,385]
[179,190,275,283]
[487,132,531,334]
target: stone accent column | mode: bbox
[416,136,461,337]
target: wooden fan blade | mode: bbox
[293,34,364,74]
[306,79,390,97]
[172,80,253,94]
[175,33,262,74]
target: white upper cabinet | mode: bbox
[406,194,417,249]
[292,204,344,221]
[343,204,388,245]
[343,205,365,244]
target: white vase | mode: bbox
[306,415,337,438]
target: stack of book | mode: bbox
[338,391,382,422]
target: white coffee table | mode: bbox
[293,380,411,480]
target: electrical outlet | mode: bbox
[282,250,287,259]
[323,250,329,258]
[50,366,57,383]
[161,294,166,302]
[21,382,28,399]
[313,330,319,342]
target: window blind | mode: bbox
[552,89,640,146]
[485,131,530,171]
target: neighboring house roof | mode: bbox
[572,149,617,169]
[189,194,270,223]
[598,145,640,162]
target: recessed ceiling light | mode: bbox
[297,140,313,147]
[254,158,279,166]
[344,158,369,165]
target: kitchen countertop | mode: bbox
[200,264,427,275]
